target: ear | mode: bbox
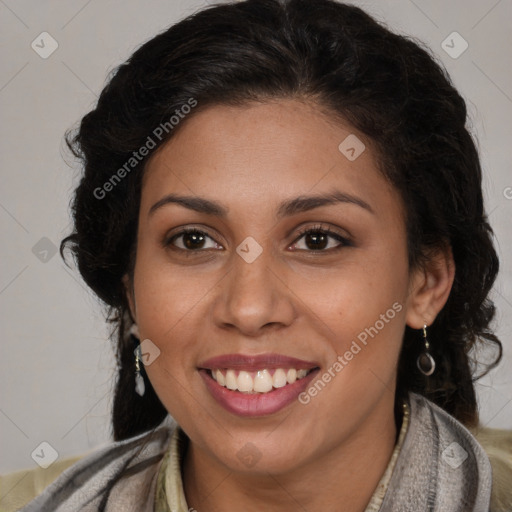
[122,273,137,322]
[405,244,455,328]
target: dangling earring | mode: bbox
[130,323,145,396]
[416,324,435,376]
[134,344,146,396]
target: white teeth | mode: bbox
[286,369,297,384]
[237,371,254,392]
[215,369,225,386]
[297,369,308,379]
[210,367,314,393]
[254,370,273,393]
[272,368,287,388]
[225,369,238,390]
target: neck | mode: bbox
[182,396,401,512]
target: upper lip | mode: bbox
[198,353,320,371]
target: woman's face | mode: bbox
[129,99,417,474]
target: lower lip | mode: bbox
[200,369,320,417]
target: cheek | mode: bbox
[131,249,214,386]
[290,247,409,386]
[291,247,408,328]
[133,239,217,333]
[296,283,407,427]
[132,261,211,417]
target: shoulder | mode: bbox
[382,392,493,511]
[0,455,82,512]
[471,425,512,512]
[403,393,512,512]
[10,416,175,512]
[406,392,493,471]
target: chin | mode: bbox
[213,435,310,476]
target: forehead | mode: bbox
[141,100,401,220]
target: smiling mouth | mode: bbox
[206,367,317,394]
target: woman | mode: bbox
[18,0,511,510]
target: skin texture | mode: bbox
[125,99,454,512]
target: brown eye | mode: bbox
[304,232,329,250]
[182,231,206,249]
[290,226,350,252]
[166,229,222,251]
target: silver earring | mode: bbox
[131,324,145,396]
[134,345,146,396]
[416,324,435,376]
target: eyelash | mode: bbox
[293,224,351,252]
[164,224,351,254]
[164,227,221,253]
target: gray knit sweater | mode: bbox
[20,393,493,511]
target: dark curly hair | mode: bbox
[61,0,502,440]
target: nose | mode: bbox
[212,248,296,337]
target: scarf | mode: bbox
[19,392,492,511]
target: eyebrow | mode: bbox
[148,190,374,218]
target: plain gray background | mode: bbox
[1,0,511,475]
